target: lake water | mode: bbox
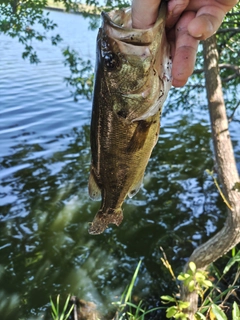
[0,9,240,320]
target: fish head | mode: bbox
[96,3,172,121]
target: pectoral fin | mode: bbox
[88,169,101,201]
[126,120,151,153]
[128,177,143,198]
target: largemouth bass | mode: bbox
[88,2,172,235]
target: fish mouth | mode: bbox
[98,3,172,122]
[101,3,166,45]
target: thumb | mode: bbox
[187,6,226,40]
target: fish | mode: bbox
[88,2,172,235]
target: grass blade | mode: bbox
[124,260,142,304]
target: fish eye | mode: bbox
[103,53,119,71]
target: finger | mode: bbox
[166,0,190,29]
[188,6,226,39]
[132,0,161,29]
[171,11,199,87]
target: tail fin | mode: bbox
[88,208,123,235]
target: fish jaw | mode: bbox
[99,2,172,122]
[88,208,123,235]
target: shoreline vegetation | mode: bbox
[46,0,101,15]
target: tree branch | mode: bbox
[228,101,240,123]
[217,28,240,34]
[219,63,240,72]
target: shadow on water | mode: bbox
[0,8,240,320]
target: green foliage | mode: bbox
[178,262,212,300]
[0,0,78,63]
[161,248,240,320]
[233,182,240,192]
[113,260,163,319]
[232,301,240,320]
[62,47,94,101]
[160,261,212,319]
[161,295,189,319]
[223,250,240,274]
[0,0,62,63]
[50,294,74,320]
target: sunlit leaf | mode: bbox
[195,312,207,320]
[232,301,240,319]
[202,280,213,288]
[189,262,196,273]
[178,301,190,309]
[211,304,228,320]
[161,295,176,302]
[223,250,240,274]
[188,280,195,292]
[195,272,206,281]
[166,306,177,318]
[178,273,190,281]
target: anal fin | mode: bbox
[88,169,101,201]
[128,177,143,198]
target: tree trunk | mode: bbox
[181,35,240,318]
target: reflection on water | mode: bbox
[0,9,240,320]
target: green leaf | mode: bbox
[188,280,195,292]
[202,280,213,288]
[178,273,190,281]
[62,295,74,320]
[126,301,145,313]
[189,262,196,273]
[161,295,176,302]
[124,260,142,303]
[195,312,207,320]
[143,306,166,315]
[211,304,228,320]
[178,301,190,309]
[175,312,188,319]
[195,272,206,281]
[223,250,240,274]
[50,296,57,317]
[232,301,240,319]
[166,306,177,318]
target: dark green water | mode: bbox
[0,10,240,320]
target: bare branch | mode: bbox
[193,68,204,75]
[228,101,240,123]
[219,63,240,82]
[219,63,240,72]
[217,28,240,34]
[222,74,239,82]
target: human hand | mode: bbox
[131,0,238,87]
